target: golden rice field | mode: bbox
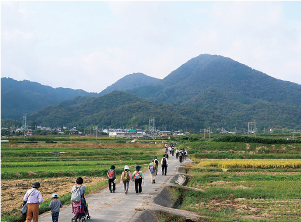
[198,159,301,169]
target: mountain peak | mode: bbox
[99,72,160,96]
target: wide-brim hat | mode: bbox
[33,182,40,188]
[124,165,129,170]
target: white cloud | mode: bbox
[2,1,301,93]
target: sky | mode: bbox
[2,1,301,93]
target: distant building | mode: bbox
[108,129,146,138]
[159,131,172,136]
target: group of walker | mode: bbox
[21,145,187,222]
[107,164,144,195]
[106,153,173,195]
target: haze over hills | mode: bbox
[2,54,301,131]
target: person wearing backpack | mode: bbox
[164,152,169,159]
[149,160,156,184]
[71,177,87,212]
[154,156,159,175]
[179,151,183,163]
[132,165,144,194]
[161,155,168,176]
[107,165,116,193]
[120,165,132,194]
[23,182,43,222]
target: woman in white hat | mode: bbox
[120,165,132,194]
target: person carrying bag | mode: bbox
[22,182,43,222]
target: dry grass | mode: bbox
[193,198,301,220]
[1,176,106,215]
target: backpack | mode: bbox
[150,163,155,173]
[108,169,114,179]
[154,159,159,166]
[179,152,183,157]
[162,158,167,166]
[134,171,141,179]
[71,185,82,203]
[123,171,130,182]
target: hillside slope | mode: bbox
[1,78,97,119]
[128,54,301,106]
[28,91,226,130]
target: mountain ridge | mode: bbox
[2,54,301,131]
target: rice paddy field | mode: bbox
[174,139,301,221]
[1,137,164,222]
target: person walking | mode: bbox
[49,194,63,222]
[120,165,132,194]
[161,155,168,176]
[175,148,179,159]
[71,177,87,212]
[149,160,156,184]
[180,150,184,163]
[132,165,144,194]
[107,165,116,193]
[23,182,43,222]
[154,156,159,175]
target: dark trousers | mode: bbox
[134,178,142,193]
[179,156,183,163]
[51,211,59,222]
[22,213,26,222]
[123,181,129,193]
[162,165,167,175]
[108,179,115,192]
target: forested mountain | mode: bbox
[3,54,301,131]
[28,91,226,131]
[1,77,97,119]
[128,54,301,106]
[27,90,301,131]
[99,73,160,96]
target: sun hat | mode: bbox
[124,165,129,170]
[52,194,58,198]
[33,182,40,188]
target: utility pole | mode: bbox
[209,126,210,140]
[94,126,98,140]
[149,118,155,138]
[292,131,300,140]
[248,121,256,137]
[23,114,27,139]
